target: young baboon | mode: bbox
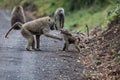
[11,5,26,30]
[60,29,81,52]
[54,8,65,30]
[5,16,62,51]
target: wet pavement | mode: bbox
[0,10,86,80]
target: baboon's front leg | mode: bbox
[63,42,69,51]
[62,17,64,28]
[60,19,62,28]
[43,29,62,40]
[60,17,64,28]
[35,35,41,51]
[63,43,66,51]
[21,29,34,51]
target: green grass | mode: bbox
[65,5,114,32]
[0,0,117,32]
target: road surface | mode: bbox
[0,10,86,80]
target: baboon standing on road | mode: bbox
[54,8,65,30]
[5,16,62,51]
[11,5,26,30]
[60,29,81,52]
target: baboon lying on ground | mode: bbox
[11,5,26,30]
[5,16,62,51]
[54,8,65,30]
[60,29,82,52]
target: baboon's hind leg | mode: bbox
[21,29,35,51]
[75,40,80,52]
[26,36,35,51]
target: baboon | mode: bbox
[54,8,65,30]
[5,16,62,51]
[60,29,81,52]
[11,5,25,30]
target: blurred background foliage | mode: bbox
[0,0,120,31]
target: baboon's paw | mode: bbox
[34,48,42,51]
[26,48,31,51]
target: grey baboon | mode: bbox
[54,8,65,30]
[5,16,62,51]
[60,29,81,52]
[11,5,26,30]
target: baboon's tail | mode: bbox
[5,22,23,38]
[13,22,23,29]
[85,24,89,37]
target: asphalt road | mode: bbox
[0,10,86,80]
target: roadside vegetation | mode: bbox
[0,0,119,31]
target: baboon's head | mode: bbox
[15,5,22,12]
[57,8,64,16]
[45,16,55,30]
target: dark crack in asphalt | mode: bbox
[0,10,86,80]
